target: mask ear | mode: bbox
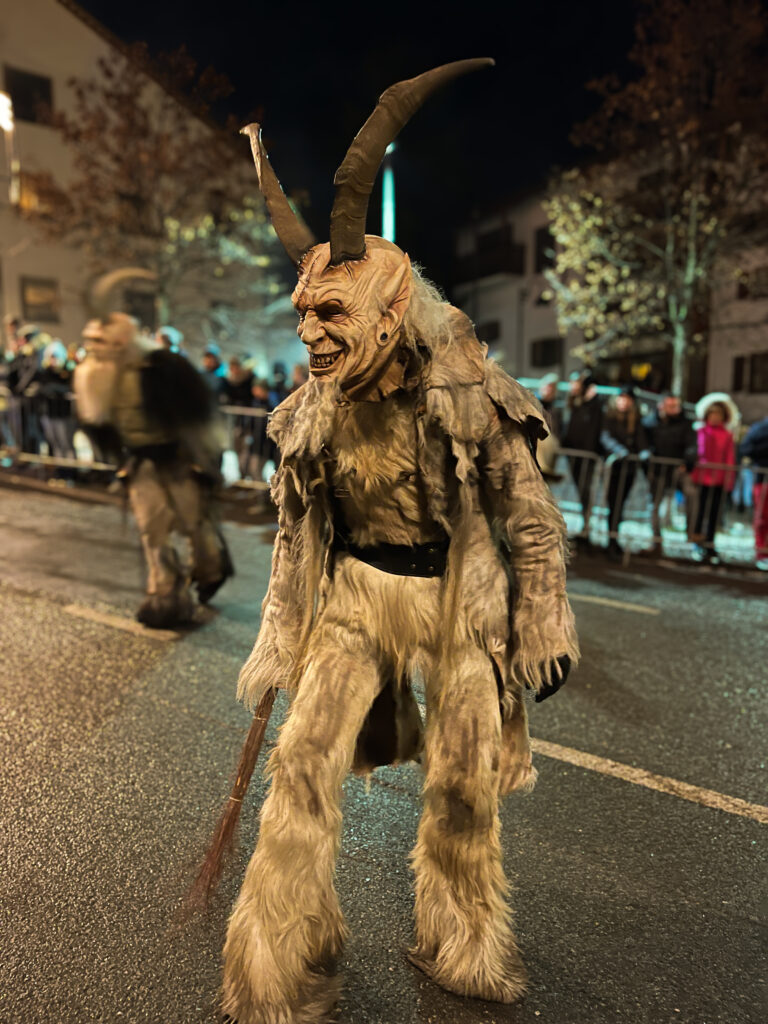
[377,253,411,339]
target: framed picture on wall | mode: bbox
[20,276,60,323]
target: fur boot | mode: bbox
[409,645,527,1003]
[222,635,382,1023]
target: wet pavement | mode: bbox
[0,486,765,1024]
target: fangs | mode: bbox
[310,351,341,369]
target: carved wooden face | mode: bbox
[81,313,137,360]
[292,238,411,400]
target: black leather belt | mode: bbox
[334,535,450,578]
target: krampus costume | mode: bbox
[74,313,233,626]
[223,59,578,1023]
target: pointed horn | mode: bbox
[329,58,494,265]
[89,267,157,318]
[241,124,317,266]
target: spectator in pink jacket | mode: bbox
[691,400,736,562]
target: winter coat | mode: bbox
[739,418,768,470]
[600,406,648,458]
[35,366,73,419]
[643,411,697,467]
[691,424,736,490]
[562,395,603,454]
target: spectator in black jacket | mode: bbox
[247,377,273,486]
[562,371,603,547]
[643,394,697,553]
[222,356,256,480]
[600,387,649,558]
[200,342,226,398]
[36,340,75,465]
[740,416,768,568]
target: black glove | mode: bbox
[533,654,571,703]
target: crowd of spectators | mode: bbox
[2,312,765,567]
[0,316,81,473]
[538,369,767,568]
[0,315,310,489]
[197,341,309,484]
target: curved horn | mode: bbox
[241,124,317,266]
[89,267,157,317]
[329,58,494,265]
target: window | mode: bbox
[534,226,554,274]
[732,355,745,392]
[530,337,563,368]
[20,276,60,322]
[124,290,157,331]
[477,320,501,343]
[17,171,54,216]
[737,266,768,299]
[476,224,512,252]
[3,66,53,124]
[749,351,768,393]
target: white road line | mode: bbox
[531,737,768,824]
[62,603,180,641]
[568,593,660,615]
[59,603,763,823]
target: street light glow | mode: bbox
[382,143,395,242]
[0,91,14,132]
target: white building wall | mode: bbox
[0,0,304,371]
[0,0,116,342]
[454,193,582,382]
[708,250,768,425]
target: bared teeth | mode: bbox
[310,351,341,368]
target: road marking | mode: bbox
[62,603,180,641]
[531,737,768,824]
[568,593,660,615]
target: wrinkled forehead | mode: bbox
[292,241,405,309]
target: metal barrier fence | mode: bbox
[0,393,272,492]
[2,392,766,569]
[551,446,768,568]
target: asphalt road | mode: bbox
[0,486,765,1024]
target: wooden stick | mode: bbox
[186,687,277,910]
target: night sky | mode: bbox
[76,0,639,287]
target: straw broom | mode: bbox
[187,687,277,909]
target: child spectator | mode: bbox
[691,398,737,563]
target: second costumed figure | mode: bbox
[222,58,579,1024]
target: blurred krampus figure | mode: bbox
[223,59,578,1024]
[74,313,233,627]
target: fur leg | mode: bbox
[222,634,382,1024]
[410,645,526,1003]
[168,473,234,601]
[129,466,196,625]
[498,694,537,797]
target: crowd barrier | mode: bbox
[1,391,766,569]
[0,392,272,492]
[552,446,767,568]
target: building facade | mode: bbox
[453,190,582,383]
[0,0,117,343]
[708,252,768,425]
[0,0,304,370]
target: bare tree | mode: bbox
[24,42,291,345]
[544,0,768,396]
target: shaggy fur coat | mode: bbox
[238,307,578,780]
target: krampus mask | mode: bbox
[242,58,493,401]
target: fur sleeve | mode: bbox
[236,466,307,709]
[141,350,212,430]
[480,398,579,693]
